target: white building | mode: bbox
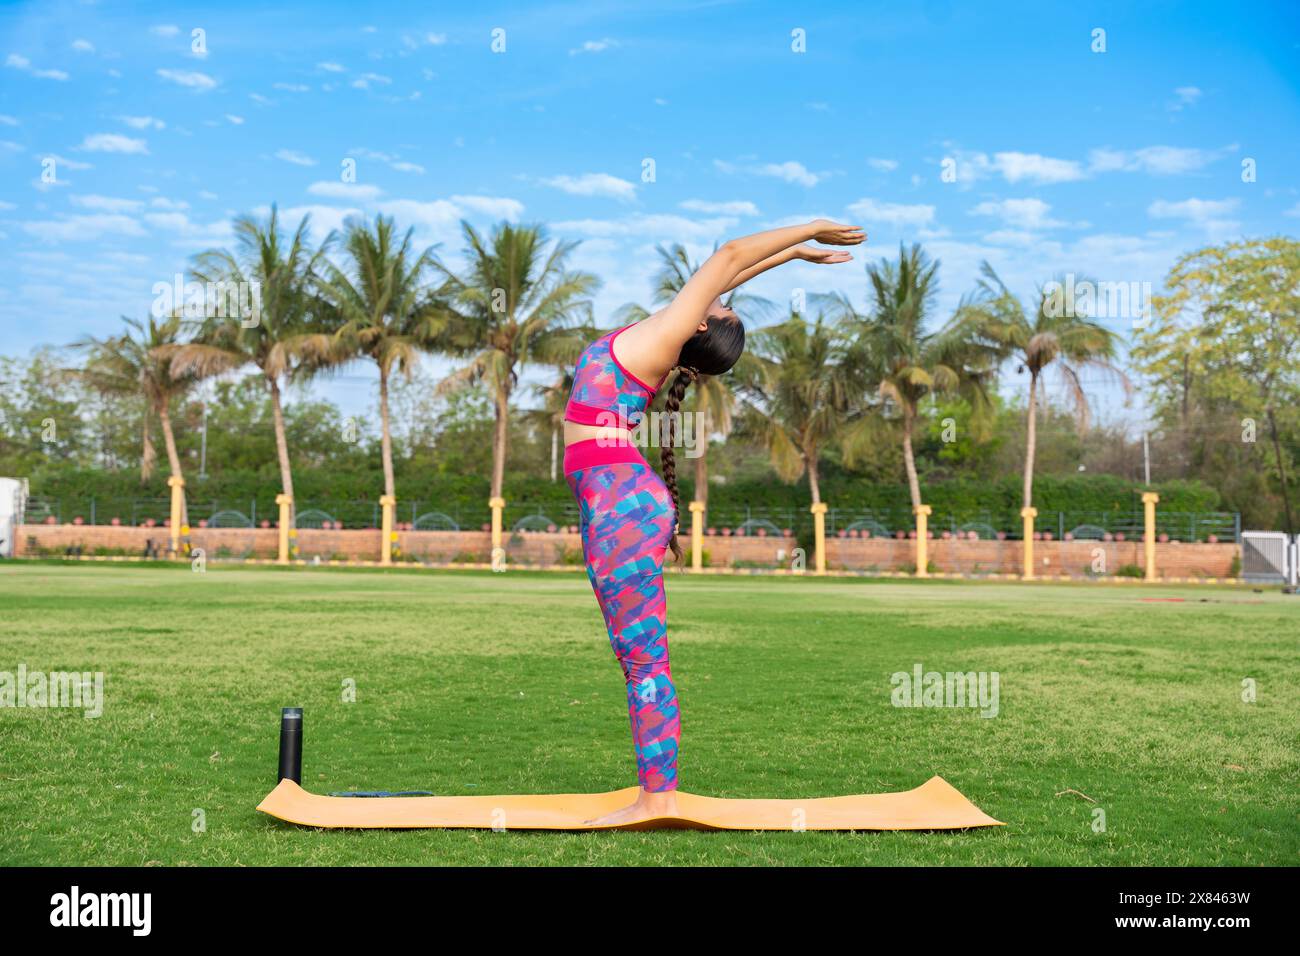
[0,477,27,558]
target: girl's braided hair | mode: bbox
[660,314,745,563]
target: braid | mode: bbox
[660,366,698,564]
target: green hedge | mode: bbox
[25,464,1222,526]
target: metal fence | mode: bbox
[22,495,1241,543]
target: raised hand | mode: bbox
[795,245,855,264]
[810,220,867,246]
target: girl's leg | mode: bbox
[568,463,679,793]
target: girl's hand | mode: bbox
[810,220,867,246]
[794,245,855,264]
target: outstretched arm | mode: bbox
[723,243,857,294]
[633,220,864,363]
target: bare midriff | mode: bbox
[563,420,637,447]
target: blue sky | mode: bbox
[2,0,1298,427]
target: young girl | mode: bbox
[563,219,865,826]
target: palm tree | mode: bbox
[736,311,865,505]
[838,244,998,510]
[964,262,1130,509]
[316,214,440,499]
[530,364,576,483]
[431,221,597,499]
[173,207,334,502]
[73,314,196,487]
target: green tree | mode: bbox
[837,244,998,509]
[175,207,334,502]
[431,221,596,499]
[965,262,1129,510]
[736,312,866,505]
[72,314,197,487]
[316,214,440,499]
[1136,237,1300,533]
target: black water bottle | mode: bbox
[278,707,303,783]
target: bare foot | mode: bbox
[585,788,679,827]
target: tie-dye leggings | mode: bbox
[564,438,680,792]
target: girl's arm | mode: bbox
[632,220,864,364]
[722,243,857,294]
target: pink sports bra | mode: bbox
[565,325,667,429]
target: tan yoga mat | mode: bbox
[257,775,1004,831]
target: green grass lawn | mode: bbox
[0,562,1295,866]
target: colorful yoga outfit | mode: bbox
[563,325,679,792]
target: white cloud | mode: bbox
[942,149,1085,186]
[1170,86,1202,110]
[981,230,1041,247]
[969,198,1069,230]
[846,197,936,228]
[273,82,309,93]
[150,25,180,37]
[157,68,216,90]
[71,39,95,53]
[150,197,190,211]
[70,194,144,212]
[541,172,637,202]
[119,115,165,130]
[351,73,392,90]
[1089,145,1223,176]
[1147,197,1238,222]
[308,181,384,201]
[867,158,898,172]
[715,158,822,187]
[22,213,147,241]
[80,133,149,154]
[6,53,70,81]
[349,148,425,175]
[552,213,737,243]
[756,160,820,187]
[1147,197,1241,239]
[1284,202,1300,218]
[0,115,18,126]
[680,199,760,216]
[570,38,618,55]
[43,153,92,171]
[450,195,525,220]
[317,62,345,72]
[275,148,317,166]
[425,33,447,46]
[992,152,1086,184]
[225,114,244,125]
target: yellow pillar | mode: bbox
[1142,491,1159,582]
[167,475,185,556]
[1020,506,1037,580]
[810,502,828,575]
[379,495,396,566]
[913,505,932,578]
[276,493,293,565]
[489,496,506,555]
[688,501,705,572]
